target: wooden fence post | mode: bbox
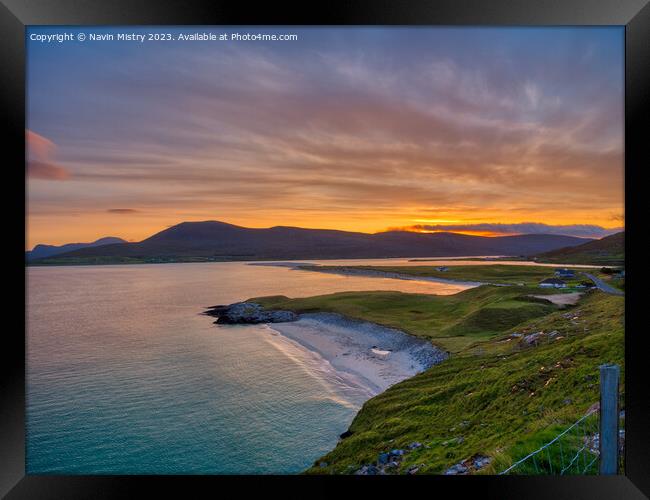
[599,363,620,475]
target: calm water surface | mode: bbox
[27,260,470,474]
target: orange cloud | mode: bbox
[26,129,71,180]
[402,223,622,238]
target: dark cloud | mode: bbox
[107,208,139,214]
[408,223,623,238]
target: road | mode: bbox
[582,272,624,296]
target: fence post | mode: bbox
[599,363,620,474]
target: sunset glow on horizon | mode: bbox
[26,27,623,249]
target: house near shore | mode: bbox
[539,278,567,288]
[554,268,575,278]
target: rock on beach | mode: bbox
[204,302,298,324]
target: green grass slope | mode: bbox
[302,291,623,474]
[307,264,592,286]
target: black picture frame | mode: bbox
[2,0,649,498]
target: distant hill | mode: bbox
[26,237,127,261]
[536,231,624,266]
[30,221,593,265]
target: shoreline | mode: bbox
[266,312,449,396]
[296,265,491,287]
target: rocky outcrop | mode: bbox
[444,454,492,475]
[204,302,298,324]
[354,445,492,475]
[412,345,449,367]
[354,443,424,475]
[520,329,562,347]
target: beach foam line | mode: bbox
[260,323,379,406]
[267,312,449,396]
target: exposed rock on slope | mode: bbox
[204,302,297,324]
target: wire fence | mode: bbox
[499,406,602,475]
[500,364,623,475]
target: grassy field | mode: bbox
[538,254,623,266]
[409,257,530,262]
[254,286,560,352]
[295,290,624,475]
[28,256,149,266]
[607,277,625,292]
[28,255,243,266]
[305,264,594,287]
[595,271,625,292]
[251,275,623,475]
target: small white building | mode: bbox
[539,278,567,288]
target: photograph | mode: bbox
[23,25,628,477]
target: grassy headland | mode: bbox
[255,286,558,352]
[301,264,595,287]
[252,280,623,474]
[304,291,623,474]
[26,255,250,266]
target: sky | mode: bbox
[26,27,624,248]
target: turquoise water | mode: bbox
[26,261,468,474]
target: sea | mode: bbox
[26,258,501,474]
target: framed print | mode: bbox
[2,0,649,498]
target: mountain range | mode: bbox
[26,237,127,261]
[28,221,596,264]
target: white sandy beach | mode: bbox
[268,313,448,395]
[530,292,583,306]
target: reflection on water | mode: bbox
[26,260,469,474]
